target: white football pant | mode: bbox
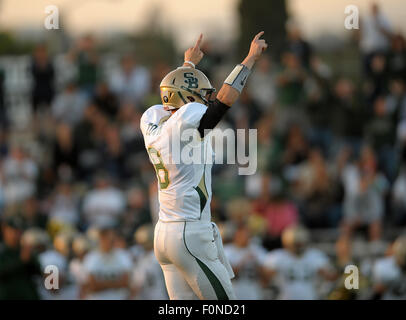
[154,220,236,300]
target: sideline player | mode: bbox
[372,235,406,300]
[262,225,338,300]
[131,224,168,300]
[223,224,267,299]
[140,32,268,299]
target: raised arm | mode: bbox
[183,34,204,68]
[180,32,268,137]
[217,31,268,106]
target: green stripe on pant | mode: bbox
[183,222,229,300]
[194,257,229,300]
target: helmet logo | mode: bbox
[184,72,199,89]
[163,96,169,103]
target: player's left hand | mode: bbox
[247,31,268,61]
[184,34,204,67]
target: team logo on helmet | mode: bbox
[160,67,215,110]
[184,72,199,89]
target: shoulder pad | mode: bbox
[173,102,207,128]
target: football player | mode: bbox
[38,231,78,299]
[262,225,337,300]
[131,224,169,300]
[69,234,92,299]
[223,224,267,299]
[82,221,133,300]
[372,235,406,299]
[140,32,268,300]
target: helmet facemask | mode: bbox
[179,85,216,105]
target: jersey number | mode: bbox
[147,147,169,189]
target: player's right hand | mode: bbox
[247,31,268,61]
[184,33,204,67]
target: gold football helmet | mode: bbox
[72,235,91,256]
[393,235,406,268]
[134,224,154,250]
[160,67,216,110]
[21,228,50,249]
[282,225,310,255]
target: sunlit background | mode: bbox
[0,0,406,301]
[1,0,406,47]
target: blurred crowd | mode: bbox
[0,2,406,300]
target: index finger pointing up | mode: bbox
[254,31,265,41]
[194,33,203,49]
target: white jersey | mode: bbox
[263,248,329,300]
[132,250,169,300]
[224,242,267,299]
[38,250,79,300]
[83,248,133,300]
[372,256,406,300]
[69,258,88,286]
[140,103,213,222]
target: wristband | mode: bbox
[184,61,195,68]
[224,64,251,93]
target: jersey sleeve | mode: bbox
[82,252,97,275]
[118,250,133,272]
[139,109,150,136]
[140,105,169,136]
[197,99,230,137]
[262,249,285,271]
[174,102,208,129]
[253,244,268,266]
[372,258,398,285]
[307,249,329,271]
[223,246,240,267]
